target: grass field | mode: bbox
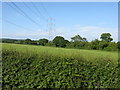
[2,43,119,88]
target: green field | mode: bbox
[2,43,119,88]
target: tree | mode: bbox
[71,35,82,42]
[99,41,109,50]
[53,36,67,47]
[104,42,117,51]
[31,40,38,45]
[117,41,120,49]
[24,39,32,44]
[90,39,100,50]
[45,41,55,47]
[71,35,87,42]
[70,35,87,48]
[82,37,87,42]
[64,40,69,44]
[100,33,113,42]
[39,39,48,46]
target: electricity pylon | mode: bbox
[47,17,55,41]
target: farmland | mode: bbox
[2,43,119,88]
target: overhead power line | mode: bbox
[29,0,50,19]
[7,1,42,28]
[30,2,46,21]
[4,1,56,40]
[0,18,33,30]
[40,1,52,18]
[22,1,46,22]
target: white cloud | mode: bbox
[2,25,118,42]
[98,22,107,25]
[75,26,118,42]
[56,25,118,42]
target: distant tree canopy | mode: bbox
[2,33,118,51]
[90,39,100,50]
[24,39,32,44]
[71,35,87,42]
[53,36,68,47]
[39,39,48,46]
[22,39,37,45]
[100,33,113,42]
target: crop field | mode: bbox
[2,43,119,88]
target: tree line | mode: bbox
[2,33,120,51]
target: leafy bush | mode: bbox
[104,42,118,51]
[2,47,119,88]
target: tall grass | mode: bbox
[2,43,118,64]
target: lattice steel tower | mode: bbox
[47,17,55,41]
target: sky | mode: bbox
[1,2,118,42]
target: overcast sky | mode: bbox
[1,2,118,41]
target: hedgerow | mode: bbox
[2,49,119,88]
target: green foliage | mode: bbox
[39,39,48,46]
[1,33,119,51]
[99,41,109,50]
[2,43,119,88]
[24,39,32,44]
[100,33,113,42]
[71,35,87,42]
[67,35,88,49]
[104,42,118,51]
[72,42,88,49]
[1,39,19,43]
[117,41,120,49]
[45,41,55,47]
[53,36,67,47]
[22,39,38,45]
[30,40,38,45]
[90,39,100,50]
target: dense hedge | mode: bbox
[2,49,119,88]
[1,33,120,51]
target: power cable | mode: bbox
[7,1,42,28]
[1,18,33,30]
